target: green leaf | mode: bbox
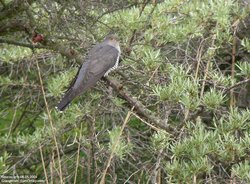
[202,88,226,110]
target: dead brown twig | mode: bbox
[36,58,64,184]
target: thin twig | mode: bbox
[195,38,205,80]
[39,145,49,184]
[150,148,164,184]
[224,78,250,94]
[230,19,240,107]
[100,107,134,184]
[7,97,19,139]
[36,58,64,184]
[200,34,216,97]
[73,124,82,184]
[131,112,160,131]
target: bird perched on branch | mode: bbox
[56,34,121,112]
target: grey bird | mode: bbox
[56,34,121,111]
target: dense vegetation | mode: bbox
[0,0,250,183]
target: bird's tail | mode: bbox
[56,89,75,112]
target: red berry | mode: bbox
[32,34,44,43]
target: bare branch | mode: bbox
[0,38,46,49]
[103,77,174,132]
[224,78,250,94]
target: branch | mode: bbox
[0,19,29,36]
[224,78,250,94]
[0,38,82,61]
[103,77,174,132]
[46,42,82,61]
[150,148,164,184]
[0,0,36,21]
[0,38,47,49]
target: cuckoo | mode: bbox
[56,34,121,111]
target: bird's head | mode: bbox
[104,34,120,51]
[104,33,119,42]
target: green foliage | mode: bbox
[128,117,147,130]
[154,64,201,111]
[48,67,78,97]
[209,70,232,87]
[151,130,170,151]
[180,94,200,111]
[218,133,246,163]
[166,156,212,183]
[217,108,250,133]
[228,108,250,129]
[112,97,126,107]
[0,152,10,174]
[241,38,250,52]
[166,121,215,182]
[0,44,32,63]
[142,48,161,70]
[210,0,234,28]
[202,88,226,110]
[0,76,27,87]
[232,161,250,182]
[108,127,133,160]
[55,103,84,124]
[153,83,180,102]
[237,61,250,78]
[153,64,189,102]
[1,0,250,183]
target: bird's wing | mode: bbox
[62,43,105,95]
[72,44,119,95]
[56,43,119,111]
